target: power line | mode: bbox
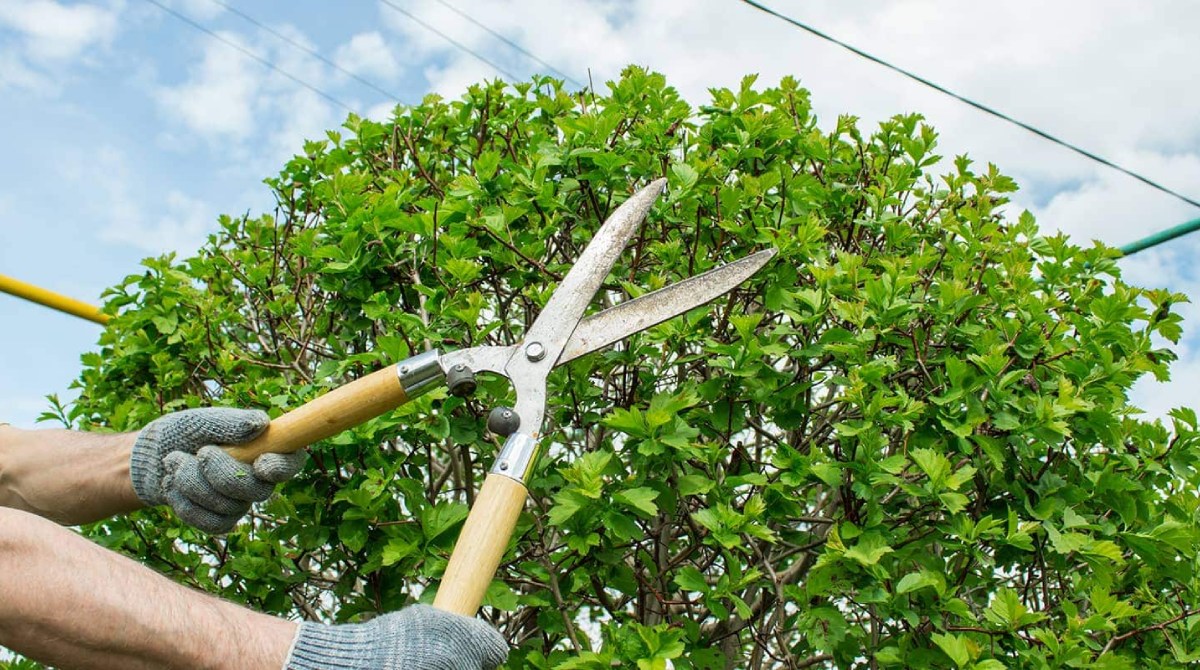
[428,0,583,88]
[205,0,407,104]
[377,0,520,81]
[143,0,355,113]
[737,0,1200,211]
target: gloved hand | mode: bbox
[285,605,508,670]
[130,408,306,534]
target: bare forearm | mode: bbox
[0,506,295,670]
[0,425,143,524]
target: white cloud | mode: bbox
[335,31,402,83]
[0,0,121,94]
[155,30,262,140]
[0,0,119,61]
[420,57,496,98]
[153,22,343,172]
[0,47,52,91]
[365,99,399,121]
[1132,340,1200,422]
[266,86,337,160]
[378,0,478,58]
[59,145,217,255]
[376,0,538,83]
[1020,151,1200,248]
[100,189,216,255]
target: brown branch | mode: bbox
[1102,609,1197,654]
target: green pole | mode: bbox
[1119,217,1200,256]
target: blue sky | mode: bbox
[3,0,1200,428]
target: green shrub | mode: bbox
[63,67,1200,668]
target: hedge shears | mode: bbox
[223,178,776,615]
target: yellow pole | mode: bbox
[0,273,109,325]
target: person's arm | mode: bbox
[0,505,294,670]
[0,424,143,525]
[0,505,508,670]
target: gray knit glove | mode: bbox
[285,605,508,670]
[131,408,306,534]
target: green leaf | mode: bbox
[420,502,469,543]
[895,570,944,596]
[674,566,708,592]
[381,537,417,566]
[483,580,519,611]
[549,489,590,527]
[911,448,951,488]
[939,492,970,514]
[932,632,971,668]
[984,588,1045,630]
[670,162,699,191]
[604,510,642,541]
[677,473,714,496]
[338,519,369,552]
[843,532,894,567]
[615,487,660,517]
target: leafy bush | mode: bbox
[62,67,1200,668]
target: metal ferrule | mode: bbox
[491,433,541,483]
[395,350,444,397]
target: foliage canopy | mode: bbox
[58,68,1200,668]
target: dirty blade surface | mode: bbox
[510,179,667,373]
[500,179,667,433]
[558,248,778,364]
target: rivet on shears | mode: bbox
[525,341,546,361]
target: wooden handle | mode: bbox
[434,473,529,615]
[223,365,409,463]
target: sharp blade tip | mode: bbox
[746,247,779,268]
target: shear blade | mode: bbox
[557,248,778,365]
[508,178,667,375]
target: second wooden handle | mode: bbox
[434,473,529,616]
[224,365,409,463]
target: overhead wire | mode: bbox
[142,0,355,113]
[427,0,584,88]
[204,0,408,104]
[377,0,520,81]
[737,0,1200,211]
[140,0,1200,260]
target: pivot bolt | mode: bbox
[525,341,546,362]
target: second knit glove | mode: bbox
[285,605,508,670]
[131,408,306,533]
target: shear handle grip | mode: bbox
[434,472,528,615]
[223,359,422,463]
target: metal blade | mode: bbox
[506,179,666,375]
[556,248,778,364]
[499,179,666,436]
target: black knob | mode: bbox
[487,406,520,436]
[446,364,476,397]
